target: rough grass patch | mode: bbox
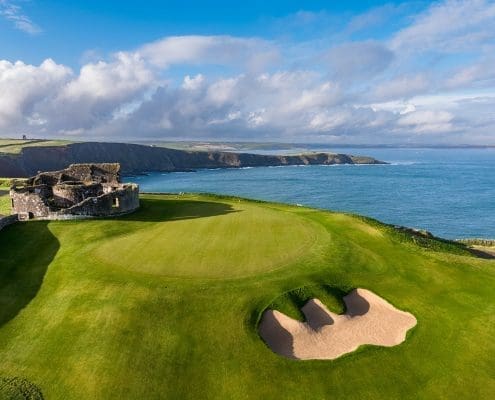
[0,377,44,400]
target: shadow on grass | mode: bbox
[0,221,59,328]
[467,248,495,259]
[286,285,347,316]
[111,198,240,223]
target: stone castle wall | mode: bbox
[10,186,52,220]
[10,163,139,220]
[61,184,139,218]
[29,163,120,186]
[52,182,103,208]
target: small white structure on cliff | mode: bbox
[10,163,139,220]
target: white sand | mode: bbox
[259,288,417,360]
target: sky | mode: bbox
[1,0,495,145]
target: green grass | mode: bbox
[0,193,11,215]
[0,178,12,188]
[268,284,347,320]
[93,198,324,278]
[0,139,72,154]
[0,140,27,147]
[0,194,494,399]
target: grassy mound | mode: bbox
[0,194,494,399]
[266,284,348,321]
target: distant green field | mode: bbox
[137,140,302,152]
[0,140,25,147]
[0,194,494,399]
[0,139,72,154]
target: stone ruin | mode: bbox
[10,163,139,220]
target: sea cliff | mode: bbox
[0,142,386,177]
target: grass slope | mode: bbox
[0,194,494,399]
[0,139,72,154]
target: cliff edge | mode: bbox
[0,142,386,177]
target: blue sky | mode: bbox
[1,0,419,66]
[1,0,495,144]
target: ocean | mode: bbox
[127,148,495,239]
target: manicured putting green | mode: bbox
[93,198,323,278]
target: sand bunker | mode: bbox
[259,288,417,360]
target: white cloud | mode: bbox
[0,59,71,128]
[372,74,429,101]
[62,52,153,101]
[205,77,240,107]
[1,1,495,144]
[398,110,454,134]
[446,58,495,88]
[390,0,495,53]
[0,0,41,34]
[346,4,401,34]
[309,110,351,132]
[137,35,279,73]
[182,74,205,91]
[326,41,394,80]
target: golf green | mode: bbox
[92,198,324,278]
[0,194,494,399]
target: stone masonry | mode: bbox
[10,163,139,220]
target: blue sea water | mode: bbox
[127,148,495,239]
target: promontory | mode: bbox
[0,141,386,177]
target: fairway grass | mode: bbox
[0,194,494,399]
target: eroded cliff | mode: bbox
[0,142,386,177]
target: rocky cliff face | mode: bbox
[0,142,386,177]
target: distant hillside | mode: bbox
[0,141,386,177]
[0,139,74,154]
